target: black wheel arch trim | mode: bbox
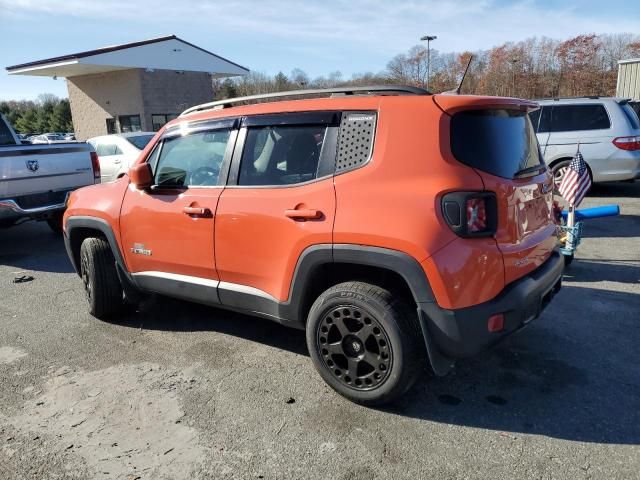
[64,216,128,277]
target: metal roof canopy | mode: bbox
[5,35,249,78]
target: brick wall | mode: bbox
[140,70,213,128]
[67,69,144,141]
[67,69,213,140]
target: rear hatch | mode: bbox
[0,143,95,200]
[435,95,557,285]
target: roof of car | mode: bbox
[87,132,155,142]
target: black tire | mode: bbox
[564,254,574,267]
[46,211,64,234]
[79,237,124,319]
[551,160,571,195]
[306,281,423,406]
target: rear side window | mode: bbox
[550,104,610,132]
[239,125,327,186]
[126,134,154,150]
[95,143,123,156]
[451,109,543,179]
[621,104,640,130]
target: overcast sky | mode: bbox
[1,0,639,100]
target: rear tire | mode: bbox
[306,281,423,406]
[46,211,64,234]
[80,237,124,319]
[563,254,574,267]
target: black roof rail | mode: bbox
[180,85,430,116]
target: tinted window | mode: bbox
[621,104,640,130]
[119,115,142,133]
[451,109,543,179]
[0,117,17,146]
[550,104,610,132]
[239,125,327,186]
[153,129,230,187]
[95,143,122,156]
[528,109,541,132]
[126,134,154,150]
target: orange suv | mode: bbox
[63,86,563,405]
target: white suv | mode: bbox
[531,97,640,187]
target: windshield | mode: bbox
[0,117,17,146]
[126,134,154,150]
[451,109,543,179]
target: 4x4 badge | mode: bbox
[130,243,152,256]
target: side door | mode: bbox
[119,118,238,301]
[215,112,339,309]
[545,103,611,160]
[94,141,123,183]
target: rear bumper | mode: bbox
[0,190,71,220]
[420,250,564,358]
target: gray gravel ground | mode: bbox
[1,182,639,480]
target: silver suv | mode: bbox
[530,97,640,188]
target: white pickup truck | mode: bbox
[0,114,99,232]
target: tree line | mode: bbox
[214,33,640,100]
[0,94,73,134]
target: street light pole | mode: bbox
[420,35,437,91]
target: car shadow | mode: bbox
[587,181,639,198]
[385,284,640,445]
[580,214,640,239]
[0,221,75,274]
[114,296,310,357]
[112,284,639,445]
[563,258,640,284]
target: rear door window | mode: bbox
[450,109,543,179]
[0,118,17,146]
[238,125,328,186]
[550,104,610,132]
[95,143,123,156]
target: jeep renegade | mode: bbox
[63,86,563,405]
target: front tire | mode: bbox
[306,282,423,406]
[80,237,124,319]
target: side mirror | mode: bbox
[128,163,153,189]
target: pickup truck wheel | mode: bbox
[80,237,124,319]
[306,281,423,406]
[46,212,64,234]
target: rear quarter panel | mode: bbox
[333,96,507,309]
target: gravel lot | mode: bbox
[1,182,639,480]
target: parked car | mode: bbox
[64,132,76,141]
[0,114,99,231]
[87,132,155,183]
[63,86,563,405]
[530,97,640,189]
[30,133,68,144]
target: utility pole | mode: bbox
[420,35,437,91]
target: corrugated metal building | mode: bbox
[617,58,640,100]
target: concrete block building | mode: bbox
[6,36,248,140]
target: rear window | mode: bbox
[550,104,610,132]
[126,134,154,150]
[451,109,543,179]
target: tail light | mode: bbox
[612,135,640,151]
[441,192,497,238]
[90,151,101,183]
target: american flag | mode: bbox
[558,150,591,207]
